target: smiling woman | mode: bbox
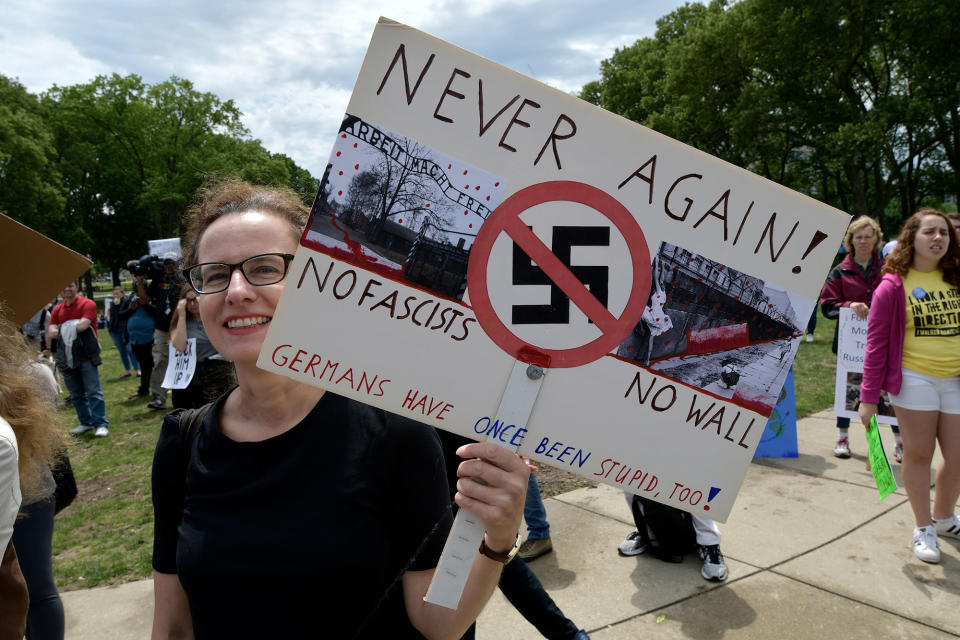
[151,179,530,640]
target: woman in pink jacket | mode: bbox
[859,209,960,563]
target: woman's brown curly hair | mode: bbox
[883,208,960,289]
[181,178,310,270]
[0,307,65,502]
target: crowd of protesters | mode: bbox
[7,195,960,639]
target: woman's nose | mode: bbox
[224,268,255,301]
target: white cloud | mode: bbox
[0,0,687,177]
[0,29,113,92]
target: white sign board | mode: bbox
[258,18,851,521]
[162,338,196,390]
[148,237,182,260]
[834,307,897,425]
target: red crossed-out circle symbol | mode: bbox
[467,180,651,368]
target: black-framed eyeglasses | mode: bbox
[182,253,295,294]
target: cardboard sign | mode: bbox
[162,338,196,389]
[754,368,798,458]
[0,213,92,327]
[257,18,851,521]
[148,237,182,259]
[835,308,898,425]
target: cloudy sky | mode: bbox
[1,0,687,179]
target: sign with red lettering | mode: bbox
[258,18,851,521]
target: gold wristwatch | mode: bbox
[479,532,522,564]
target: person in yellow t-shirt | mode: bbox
[860,209,960,564]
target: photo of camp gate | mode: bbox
[304,114,507,300]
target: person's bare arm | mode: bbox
[170,299,188,353]
[151,571,193,640]
[401,441,528,640]
[136,275,151,304]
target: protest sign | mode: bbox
[754,369,798,458]
[258,18,851,521]
[162,338,196,389]
[834,308,897,425]
[148,237,182,259]
[866,416,897,499]
[0,213,92,327]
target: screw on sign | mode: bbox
[466,181,652,368]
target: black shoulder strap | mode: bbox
[178,402,214,472]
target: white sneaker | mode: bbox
[70,424,94,436]
[618,530,648,556]
[805,334,814,342]
[934,514,960,540]
[910,526,940,563]
[698,544,729,582]
[94,426,109,438]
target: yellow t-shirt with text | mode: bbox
[901,268,960,377]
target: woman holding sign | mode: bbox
[860,209,960,564]
[820,216,899,459]
[167,285,235,410]
[151,180,529,639]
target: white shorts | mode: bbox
[889,368,960,413]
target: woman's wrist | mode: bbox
[483,531,519,554]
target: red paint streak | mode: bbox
[732,385,775,414]
[326,215,395,275]
[298,235,474,305]
[684,323,750,356]
[302,236,405,280]
[518,346,551,368]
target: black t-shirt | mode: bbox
[152,392,453,639]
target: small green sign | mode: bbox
[866,416,897,499]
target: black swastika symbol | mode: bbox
[512,226,610,324]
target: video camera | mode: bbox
[127,254,165,280]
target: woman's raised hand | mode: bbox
[454,441,530,552]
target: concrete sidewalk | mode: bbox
[61,410,960,638]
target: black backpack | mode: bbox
[630,495,697,562]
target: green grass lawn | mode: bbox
[52,332,160,590]
[792,315,838,417]
[52,317,840,590]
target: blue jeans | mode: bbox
[61,360,108,428]
[499,557,582,639]
[108,329,138,372]
[524,474,550,540]
[839,414,899,434]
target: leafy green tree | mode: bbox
[580,0,957,233]
[0,75,65,235]
[43,74,319,282]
